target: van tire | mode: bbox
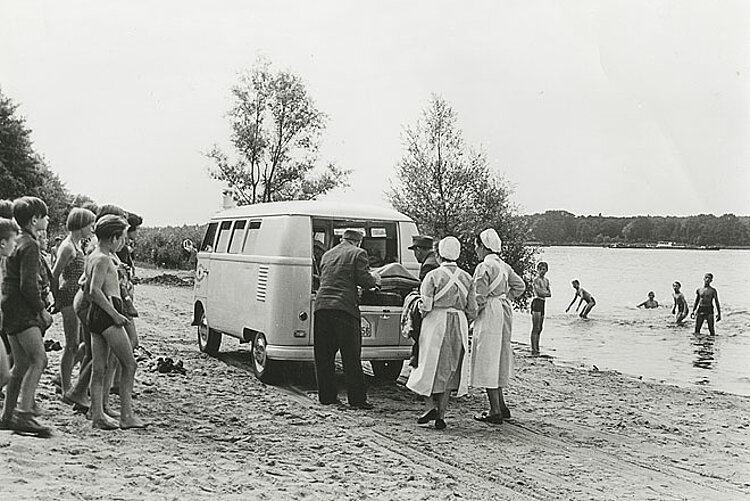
[371,360,404,381]
[197,311,221,355]
[251,332,277,383]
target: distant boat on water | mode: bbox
[605,241,720,250]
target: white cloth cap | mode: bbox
[479,228,502,252]
[438,236,461,261]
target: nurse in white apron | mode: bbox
[470,229,526,424]
[406,237,477,430]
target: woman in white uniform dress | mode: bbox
[471,229,526,424]
[406,237,477,430]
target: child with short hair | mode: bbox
[87,215,144,429]
[637,291,659,309]
[0,217,19,389]
[0,196,53,437]
[530,261,550,356]
[691,273,721,335]
[566,279,596,319]
[671,281,689,324]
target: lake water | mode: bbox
[510,246,750,396]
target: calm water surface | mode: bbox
[511,246,750,396]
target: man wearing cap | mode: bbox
[314,229,379,409]
[409,235,439,281]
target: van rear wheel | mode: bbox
[371,360,404,381]
[197,311,221,355]
[251,332,277,383]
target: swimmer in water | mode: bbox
[566,280,595,319]
[637,291,659,309]
[691,273,721,335]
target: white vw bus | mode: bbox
[191,201,420,382]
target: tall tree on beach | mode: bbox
[0,88,72,232]
[388,95,536,307]
[206,58,349,204]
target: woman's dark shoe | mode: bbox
[473,411,503,424]
[417,408,438,424]
[434,418,446,430]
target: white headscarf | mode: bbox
[438,236,461,261]
[479,228,502,252]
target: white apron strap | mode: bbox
[433,267,468,302]
[488,261,507,298]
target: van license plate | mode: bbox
[361,318,372,338]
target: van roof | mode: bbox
[212,200,415,222]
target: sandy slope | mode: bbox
[1,272,748,500]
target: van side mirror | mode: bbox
[182,239,196,254]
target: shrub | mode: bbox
[135,224,206,270]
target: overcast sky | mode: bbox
[1,1,748,226]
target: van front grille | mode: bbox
[257,265,269,302]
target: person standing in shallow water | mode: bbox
[471,229,526,424]
[566,279,596,318]
[672,281,689,324]
[530,261,550,356]
[691,273,721,335]
[406,236,476,430]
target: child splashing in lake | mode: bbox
[566,280,595,319]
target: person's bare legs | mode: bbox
[65,322,92,408]
[580,301,595,319]
[90,331,119,429]
[1,338,29,422]
[530,311,543,355]
[101,325,143,429]
[59,306,79,394]
[14,327,47,414]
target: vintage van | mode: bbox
[191,200,421,382]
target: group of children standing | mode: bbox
[0,197,145,437]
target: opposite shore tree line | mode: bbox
[525,211,750,248]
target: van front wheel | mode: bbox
[197,312,221,355]
[251,332,277,383]
[371,360,404,381]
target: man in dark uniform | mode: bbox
[314,229,379,409]
[409,235,439,281]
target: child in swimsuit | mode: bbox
[672,281,689,324]
[530,261,550,356]
[691,273,721,335]
[86,215,145,430]
[566,279,596,319]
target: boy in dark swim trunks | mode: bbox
[691,273,721,335]
[530,261,550,356]
[0,197,54,437]
[86,215,144,430]
[566,279,596,319]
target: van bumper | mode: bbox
[266,345,412,362]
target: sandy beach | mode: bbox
[1,270,748,501]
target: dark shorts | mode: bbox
[696,305,713,318]
[531,298,546,315]
[88,297,124,336]
[1,294,49,336]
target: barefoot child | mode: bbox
[671,282,689,324]
[566,279,595,319]
[530,261,550,356]
[0,197,53,437]
[0,217,19,389]
[86,215,144,429]
[691,273,721,335]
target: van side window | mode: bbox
[228,220,247,254]
[201,222,218,252]
[242,220,262,254]
[215,221,233,253]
